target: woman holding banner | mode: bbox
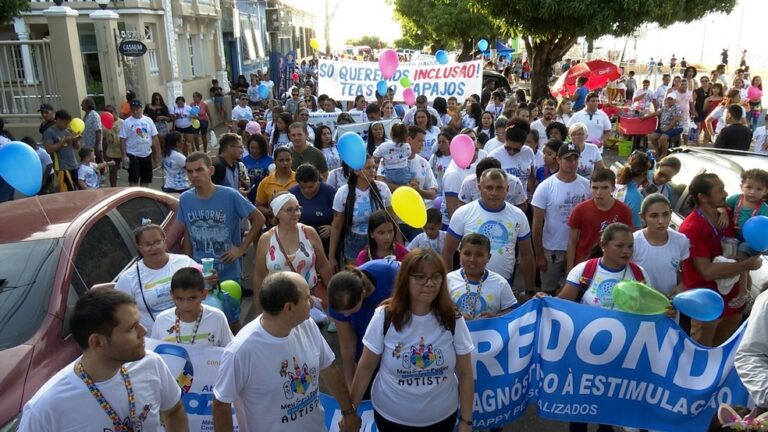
[349,248,475,432]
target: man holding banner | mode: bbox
[212,272,361,432]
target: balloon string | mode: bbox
[35,196,90,292]
[360,174,411,244]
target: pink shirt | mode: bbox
[355,243,408,266]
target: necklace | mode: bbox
[75,360,146,431]
[174,307,204,344]
[461,269,488,319]
[734,196,763,229]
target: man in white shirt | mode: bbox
[213,272,361,432]
[566,93,612,150]
[484,90,505,119]
[483,116,509,153]
[531,99,557,147]
[230,94,254,129]
[653,74,671,110]
[440,146,488,226]
[119,100,160,187]
[458,156,527,211]
[403,95,443,126]
[632,79,654,109]
[443,168,536,290]
[19,288,188,431]
[531,143,591,293]
[488,127,536,198]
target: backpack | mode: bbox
[382,308,456,336]
[575,258,645,304]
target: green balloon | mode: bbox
[399,76,411,88]
[612,280,670,315]
[219,280,242,302]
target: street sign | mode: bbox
[119,40,147,57]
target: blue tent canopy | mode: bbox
[496,41,514,53]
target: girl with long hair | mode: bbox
[366,121,389,156]
[270,112,292,153]
[144,92,171,148]
[315,124,341,171]
[356,210,408,265]
[161,131,189,193]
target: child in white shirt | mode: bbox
[151,267,233,347]
[407,208,446,252]
[77,147,114,190]
[373,122,411,185]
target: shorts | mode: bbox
[654,127,683,138]
[343,231,368,262]
[175,126,195,134]
[154,120,169,136]
[214,96,224,107]
[162,187,189,194]
[382,166,411,185]
[127,154,153,184]
[196,119,209,135]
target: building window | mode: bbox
[187,35,197,77]
[177,36,192,80]
[144,25,153,42]
[148,49,160,76]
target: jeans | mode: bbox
[382,166,412,185]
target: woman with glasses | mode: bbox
[349,248,475,432]
[115,224,215,330]
[252,191,332,302]
[296,108,315,143]
[144,92,171,149]
[568,122,605,178]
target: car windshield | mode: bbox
[0,239,59,350]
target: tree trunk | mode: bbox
[457,39,473,62]
[525,35,579,101]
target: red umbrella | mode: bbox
[550,60,622,97]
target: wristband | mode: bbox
[460,416,473,426]
[341,405,356,416]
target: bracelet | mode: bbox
[341,404,356,416]
[460,416,473,426]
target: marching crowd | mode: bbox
[6,51,768,432]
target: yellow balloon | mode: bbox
[191,119,201,129]
[392,186,427,228]
[310,38,319,50]
[69,118,85,135]
[356,55,364,61]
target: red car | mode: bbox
[0,188,184,430]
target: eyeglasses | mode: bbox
[410,273,443,286]
[138,239,164,249]
[282,206,303,214]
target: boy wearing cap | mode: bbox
[119,99,161,187]
[645,93,684,158]
[531,142,591,294]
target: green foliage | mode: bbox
[0,0,30,24]
[345,35,385,49]
[393,37,422,51]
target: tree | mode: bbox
[0,0,29,24]
[346,35,385,49]
[391,0,502,61]
[472,0,736,100]
[393,37,422,51]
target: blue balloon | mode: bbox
[477,39,489,52]
[203,293,224,312]
[337,132,367,170]
[673,289,724,322]
[743,216,768,252]
[376,80,388,97]
[435,50,449,65]
[189,106,200,116]
[0,141,42,196]
[258,83,269,99]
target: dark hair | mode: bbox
[507,118,531,133]
[71,287,137,350]
[425,207,442,225]
[475,156,502,180]
[515,89,527,103]
[742,168,768,189]
[477,111,496,137]
[367,209,397,254]
[259,272,303,315]
[218,133,242,155]
[162,131,182,157]
[336,112,355,125]
[407,125,425,139]
[432,97,448,115]
[78,146,94,160]
[273,146,292,160]
[586,92,600,102]
[390,123,408,143]
[132,223,165,244]
[459,232,491,253]
[186,151,213,167]
[726,104,744,121]
[477,132,490,146]
[246,133,268,157]
[365,103,380,116]
[81,97,96,111]
[640,193,671,215]
[296,163,320,183]
[657,155,681,173]
[546,121,568,140]
[175,96,186,104]
[366,122,388,155]
[54,110,72,121]
[577,77,589,86]
[381,249,457,332]
[170,267,205,292]
[435,129,457,156]
[467,103,483,128]
[272,112,293,145]
[344,154,384,234]
[20,136,36,147]
[414,108,436,128]
[588,222,633,259]
[505,126,528,143]
[327,270,364,311]
[616,151,651,185]
[590,168,616,185]
[688,173,722,206]
[315,125,333,149]
[527,129,539,145]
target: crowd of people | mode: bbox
[6,49,768,432]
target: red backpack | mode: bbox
[575,258,645,303]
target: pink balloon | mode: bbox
[748,86,763,102]
[450,134,475,169]
[378,49,399,80]
[403,88,416,106]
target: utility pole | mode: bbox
[324,0,330,54]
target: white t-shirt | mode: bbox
[362,307,474,427]
[483,137,503,153]
[448,200,531,279]
[671,90,693,119]
[429,154,453,194]
[447,269,517,316]
[36,147,53,175]
[77,162,100,189]
[439,154,487,225]
[150,304,234,347]
[119,115,158,157]
[332,181,392,235]
[753,126,768,154]
[530,119,552,147]
[407,231,446,253]
[488,145,535,193]
[531,174,591,251]
[567,109,612,145]
[458,173,526,206]
[326,167,348,190]
[373,141,411,170]
[172,105,192,129]
[631,229,690,295]
[422,126,441,160]
[231,105,254,121]
[375,154,438,194]
[576,143,603,178]
[566,260,651,309]
[19,352,181,432]
[115,254,198,330]
[163,149,189,191]
[214,316,334,432]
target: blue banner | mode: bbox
[322,298,749,431]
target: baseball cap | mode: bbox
[130,99,143,108]
[558,142,581,158]
[38,103,54,112]
[665,93,677,101]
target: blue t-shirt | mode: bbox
[242,154,273,201]
[176,186,257,281]
[328,258,400,359]
[289,182,336,228]
[622,181,643,228]
[573,86,589,111]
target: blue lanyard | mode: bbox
[696,209,724,240]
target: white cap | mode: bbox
[665,93,677,101]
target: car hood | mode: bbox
[0,344,33,423]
